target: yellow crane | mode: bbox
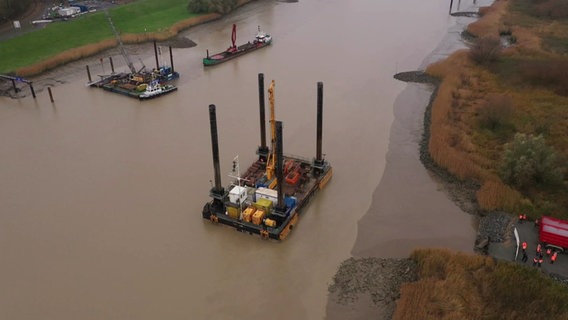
[265,80,276,184]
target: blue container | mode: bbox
[285,196,297,209]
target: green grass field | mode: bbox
[0,0,198,74]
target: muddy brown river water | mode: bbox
[1,0,488,319]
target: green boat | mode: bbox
[203,25,272,67]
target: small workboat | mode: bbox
[138,80,177,100]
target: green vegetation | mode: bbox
[111,0,198,33]
[393,249,568,320]
[0,0,32,23]
[425,0,568,218]
[0,13,112,74]
[500,133,564,190]
[0,0,200,74]
[187,0,238,14]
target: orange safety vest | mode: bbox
[552,253,558,262]
[522,242,527,250]
[533,257,538,263]
[539,258,544,264]
[547,248,552,255]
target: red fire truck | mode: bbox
[540,216,568,252]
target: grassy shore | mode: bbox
[0,0,246,76]
[424,0,568,220]
[393,248,568,319]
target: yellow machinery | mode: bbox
[265,80,276,182]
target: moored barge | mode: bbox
[202,74,332,240]
[203,25,272,67]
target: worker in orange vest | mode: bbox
[536,243,542,254]
[551,252,558,264]
[522,241,527,252]
[519,214,524,224]
[522,251,528,263]
[538,256,544,267]
[546,248,552,256]
[533,256,538,266]
[523,213,527,221]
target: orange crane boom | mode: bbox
[266,80,276,182]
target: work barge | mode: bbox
[202,73,332,240]
[87,7,179,100]
[86,42,179,100]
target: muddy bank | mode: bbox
[327,258,417,320]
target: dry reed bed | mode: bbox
[424,0,539,213]
[15,13,221,77]
[393,248,568,320]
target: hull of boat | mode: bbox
[203,40,272,67]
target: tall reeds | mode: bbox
[393,248,568,320]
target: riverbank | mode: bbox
[326,0,568,317]
[325,0,508,318]
[0,0,255,78]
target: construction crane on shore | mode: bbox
[103,9,137,74]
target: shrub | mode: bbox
[477,94,514,131]
[188,0,237,14]
[534,0,568,18]
[187,0,212,13]
[0,0,32,23]
[469,36,502,65]
[499,133,565,190]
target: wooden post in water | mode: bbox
[29,82,36,99]
[47,87,54,103]
[109,56,115,74]
[169,46,174,72]
[449,0,454,14]
[86,65,92,82]
[154,40,159,70]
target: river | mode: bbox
[0,0,484,319]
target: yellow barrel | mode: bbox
[264,218,276,228]
[136,83,148,92]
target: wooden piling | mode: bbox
[154,40,159,70]
[449,0,454,14]
[86,65,92,82]
[109,56,115,74]
[48,87,54,103]
[29,83,36,99]
[169,46,174,72]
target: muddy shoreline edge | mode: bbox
[326,70,512,320]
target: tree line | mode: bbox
[0,0,33,23]
[187,0,237,14]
